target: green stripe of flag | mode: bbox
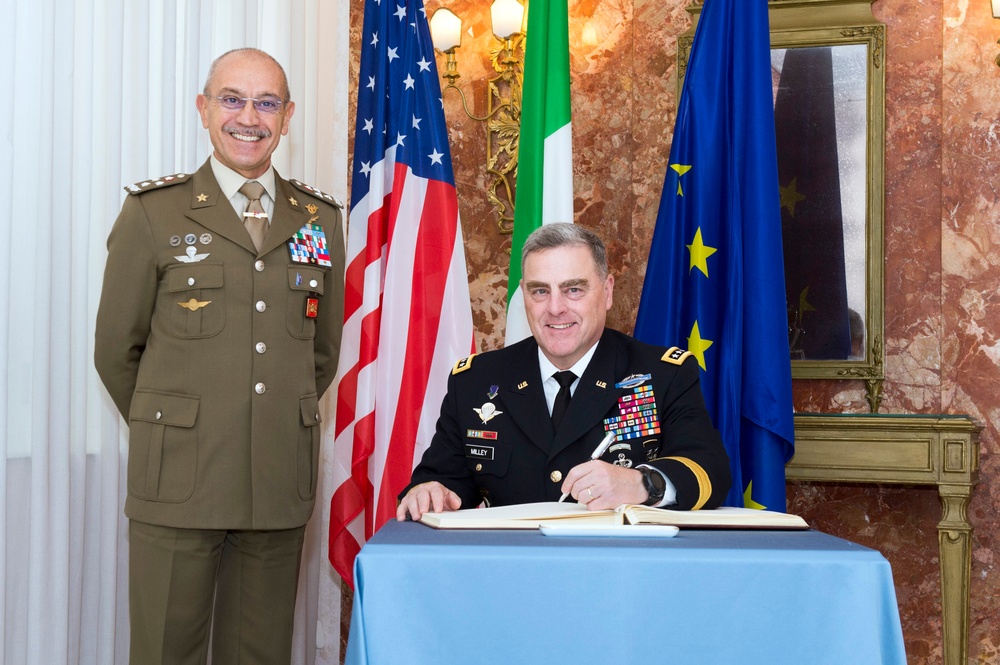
[505,0,574,345]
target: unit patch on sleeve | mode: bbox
[288,221,332,267]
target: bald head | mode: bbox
[203,48,291,102]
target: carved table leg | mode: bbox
[937,484,973,665]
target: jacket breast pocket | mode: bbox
[127,389,200,503]
[286,266,326,340]
[165,263,226,339]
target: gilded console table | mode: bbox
[786,414,981,665]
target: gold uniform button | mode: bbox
[475,464,482,472]
[550,470,563,483]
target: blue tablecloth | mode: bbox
[347,521,906,665]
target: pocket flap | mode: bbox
[299,394,321,427]
[166,263,224,292]
[288,267,326,295]
[130,390,200,427]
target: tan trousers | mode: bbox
[128,520,306,665]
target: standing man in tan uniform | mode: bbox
[95,48,345,665]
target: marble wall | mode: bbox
[345,0,1000,661]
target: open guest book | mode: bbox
[417,501,809,531]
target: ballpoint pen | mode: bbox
[558,431,617,502]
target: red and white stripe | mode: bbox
[329,147,475,588]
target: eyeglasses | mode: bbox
[212,95,286,114]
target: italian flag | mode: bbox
[505,0,574,345]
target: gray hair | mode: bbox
[203,48,291,102]
[520,223,609,280]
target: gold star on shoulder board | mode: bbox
[306,204,318,214]
[196,193,208,202]
[289,196,298,206]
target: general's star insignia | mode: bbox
[288,196,298,206]
[196,193,208,202]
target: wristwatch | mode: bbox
[639,466,666,506]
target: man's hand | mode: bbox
[396,481,462,521]
[560,460,648,510]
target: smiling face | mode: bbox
[195,50,295,179]
[521,244,614,369]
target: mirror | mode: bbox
[678,0,885,411]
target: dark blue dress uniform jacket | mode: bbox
[404,328,732,511]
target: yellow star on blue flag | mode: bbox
[670,163,692,196]
[686,321,713,371]
[687,228,717,277]
[743,481,766,510]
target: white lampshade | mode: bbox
[490,0,525,40]
[430,8,463,52]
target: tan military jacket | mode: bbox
[95,159,345,530]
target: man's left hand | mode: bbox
[560,460,648,510]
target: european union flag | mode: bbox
[634,0,794,510]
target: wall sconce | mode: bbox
[430,0,526,233]
[993,0,1000,67]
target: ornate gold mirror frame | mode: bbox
[679,0,886,412]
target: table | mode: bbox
[346,521,906,665]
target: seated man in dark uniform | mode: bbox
[397,223,731,521]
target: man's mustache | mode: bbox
[222,124,272,138]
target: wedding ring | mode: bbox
[586,487,594,500]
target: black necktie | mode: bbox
[550,371,576,430]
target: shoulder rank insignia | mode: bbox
[452,354,477,375]
[661,346,692,365]
[289,179,344,208]
[124,172,191,195]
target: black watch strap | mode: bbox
[640,467,666,506]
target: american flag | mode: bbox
[328,0,476,588]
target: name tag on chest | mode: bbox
[465,444,495,460]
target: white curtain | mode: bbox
[0,1,350,663]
